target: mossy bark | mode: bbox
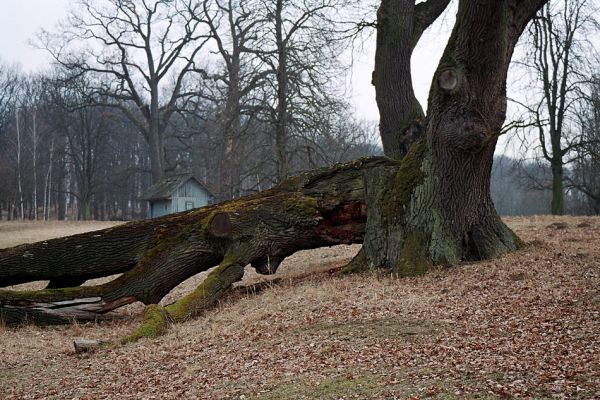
[338,0,452,277]
[125,259,245,342]
[363,0,548,275]
[0,157,398,327]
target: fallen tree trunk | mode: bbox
[0,157,398,328]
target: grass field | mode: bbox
[1,216,599,399]
[0,221,123,249]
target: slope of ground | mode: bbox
[0,216,599,399]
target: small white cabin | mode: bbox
[140,174,213,218]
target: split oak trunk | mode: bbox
[0,0,548,339]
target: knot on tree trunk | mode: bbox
[209,212,232,237]
[437,68,461,94]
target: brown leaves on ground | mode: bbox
[1,216,599,399]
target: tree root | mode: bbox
[124,259,245,343]
[340,248,369,275]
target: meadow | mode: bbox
[1,216,599,399]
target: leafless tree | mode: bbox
[39,0,212,183]
[256,0,353,181]
[0,63,19,220]
[43,73,116,220]
[196,0,271,199]
[511,0,599,214]
[567,76,600,213]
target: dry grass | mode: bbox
[0,221,123,249]
[1,216,599,399]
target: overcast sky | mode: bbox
[0,0,456,124]
[0,1,69,69]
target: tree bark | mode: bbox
[0,157,397,327]
[373,0,450,159]
[217,59,242,200]
[148,121,165,184]
[427,0,544,258]
[363,0,546,274]
[551,160,565,215]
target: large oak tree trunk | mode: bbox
[362,0,544,274]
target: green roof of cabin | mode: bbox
[140,174,213,201]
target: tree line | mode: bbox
[0,0,379,221]
[0,0,598,221]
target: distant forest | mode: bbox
[492,156,599,216]
[0,0,598,220]
[0,66,379,221]
[0,68,597,220]
[0,64,597,220]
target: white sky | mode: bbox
[349,14,453,122]
[0,0,70,71]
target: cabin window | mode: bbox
[185,201,194,210]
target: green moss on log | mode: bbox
[123,304,171,343]
[283,193,319,216]
[0,286,99,303]
[166,259,244,321]
[125,255,246,343]
[140,223,197,263]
